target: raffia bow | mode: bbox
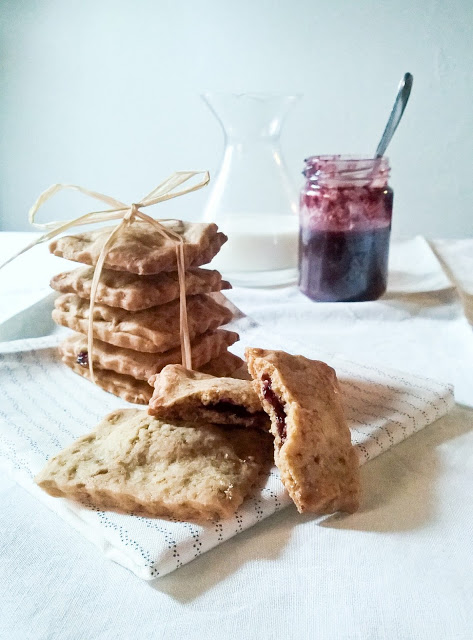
[0,171,210,383]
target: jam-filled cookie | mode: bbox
[246,347,360,515]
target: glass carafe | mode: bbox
[202,92,300,287]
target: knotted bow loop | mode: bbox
[1,171,210,384]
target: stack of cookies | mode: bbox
[48,219,244,404]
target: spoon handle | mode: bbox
[375,72,413,158]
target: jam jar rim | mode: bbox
[303,154,391,164]
[302,155,390,185]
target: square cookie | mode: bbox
[35,408,273,521]
[49,220,227,275]
[50,266,231,311]
[61,349,246,404]
[62,357,153,404]
[52,293,233,353]
[59,329,239,381]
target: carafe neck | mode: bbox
[202,92,300,143]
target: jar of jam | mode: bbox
[299,155,393,302]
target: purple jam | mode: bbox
[210,400,253,419]
[76,351,89,367]
[299,156,393,302]
[299,225,391,302]
[261,376,286,442]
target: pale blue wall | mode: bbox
[1,0,472,237]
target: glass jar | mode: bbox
[299,155,393,302]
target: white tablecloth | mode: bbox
[1,233,472,640]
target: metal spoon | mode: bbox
[375,72,413,158]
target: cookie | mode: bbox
[52,293,233,353]
[148,365,270,429]
[35,408,273,521]
[61,350,246,404]
[49,220,227,275]
[199,351,246,378]
[50,266,231,311]
[59,329,239,381]
[62,356,153,404]
[245,348,361,515]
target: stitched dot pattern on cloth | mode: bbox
[0,317,454,579]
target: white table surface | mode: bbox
[1,233,472,640]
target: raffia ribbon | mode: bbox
[0,171,210,382]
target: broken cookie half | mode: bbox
[148,365,270,430]
[245,347,361,515]
[35,408,273,522]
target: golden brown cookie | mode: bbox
[59,329,239,381]
[49,220,227,275]
[61,349,246,404]
[62,356,152,404]
[148,365,270,429]
[199,351,246,378]
[245,347,361,515]
[35,408,273,521]
[52,293,233,353]
[50,266,231,311]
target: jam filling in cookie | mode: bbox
[148,365,270,430]
[261,376,287,443]
[76,351,89,367]
[207,399,261,421]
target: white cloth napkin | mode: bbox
[0,315,454,580]
[225,237,473,407]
